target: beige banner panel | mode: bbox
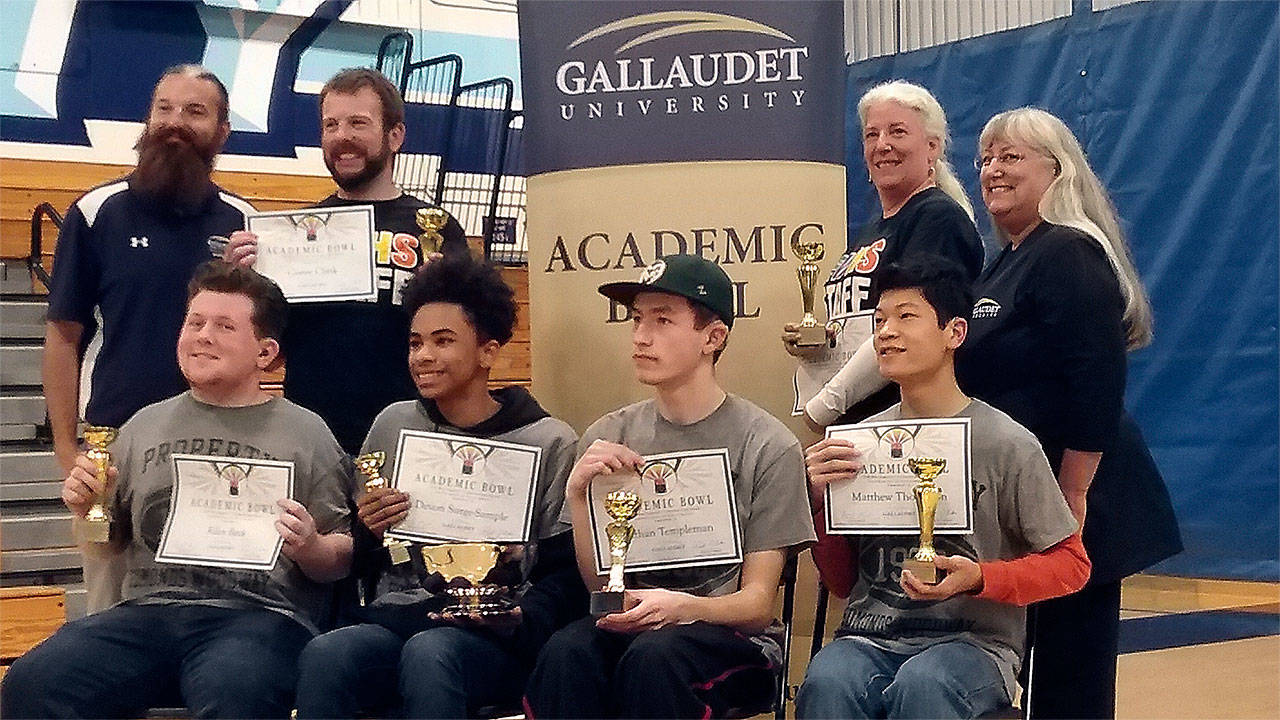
[528,160,845,437]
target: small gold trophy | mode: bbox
[791,234,827,347]
[903,457,947,584]
[415,207,449,255]
[354,452,411,565]
[420,542,510,615]
[80,425,118,544]
[590,490,642,615]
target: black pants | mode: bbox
[523,617,775,719]
[1027,581,1122,720]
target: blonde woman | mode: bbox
[791,80,983,430]
[957,108,1181,719]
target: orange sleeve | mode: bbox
[810,509,855,599]
[975,533,1091,606]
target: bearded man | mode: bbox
[224,68,467,455]
[43,65,255,476]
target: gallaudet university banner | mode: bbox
[518,0,846,433]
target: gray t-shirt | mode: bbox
[834,399,1078,697]
[360,400,578,606]
[106,392,352,633]
[577,395,816,662]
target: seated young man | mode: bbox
[795,255,1090,720]
[523,254,816,719]
[294,254,585,719]
[1,262,352,719]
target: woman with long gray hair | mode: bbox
[789,80,984,430]
[957,107,1181,719]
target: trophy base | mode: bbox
[794,324,828,347]
[80,518,110,544]
[590,590,625,616]
[385,539,411,565]
[903,558,941,585]
[446,586,511,616]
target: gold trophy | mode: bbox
[590,490,642,615]
[80,425,118,543]
[354,452,411,565]
[791,235,827,347]
[903,457,947,584]
[416,207,449,255]
[420,542,513,615]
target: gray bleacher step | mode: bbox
[0,547,82,574]
[0,261,37,295]
[65,584,87,621]
[0,480,62,502]
[1,512,74,551]
[0,301,46,340]
[0,392,47,425]
[0,450,60,484]
[1,424,38,441]
[0,346,41,385]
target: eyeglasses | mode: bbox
[974,151,1027,170]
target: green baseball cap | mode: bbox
[598,254,735,329]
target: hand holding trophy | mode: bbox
[790,234,828,348]
[903,457,946,584]
[421,542,523,616]
[591,490,642,615]
[80,426,118,543]
[354,452,411,565]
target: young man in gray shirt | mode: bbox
[524,254,816,719]
[3,262,352,719]
[294,254,584,718]
[796,255,1090,719]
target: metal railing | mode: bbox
[28,202,60,290]
[375,31,526,264]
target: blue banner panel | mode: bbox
[846,1,1278,580]
[518,0,844,174]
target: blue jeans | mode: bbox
[0,603,312,719]
[796,637,1010,719]
[295,622,523,718]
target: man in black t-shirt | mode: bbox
[226,68,466,453]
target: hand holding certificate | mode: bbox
[156,455,295,570]
[586,449,742,575]
[247,206,377,302]
[823,418,974,535]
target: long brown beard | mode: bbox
[132,125,218,212]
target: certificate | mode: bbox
[247,206,377,303]
[388,430,541,544]
[155,455,293,570]
[587,449,742,574]
[823,418,974,534]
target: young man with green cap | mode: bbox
[523,254,816,719]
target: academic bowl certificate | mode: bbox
[156,455,294,570]
[823,417,974,534]
[588,449,742,575]
[247,206,377,303]
[387,430,542,544]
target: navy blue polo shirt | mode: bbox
[46,177,254,427]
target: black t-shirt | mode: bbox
[956,221,1126,460]
[281,193,467,454]
[46,178,252,426]
[827,187,984,422]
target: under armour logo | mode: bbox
[129,236,150,248]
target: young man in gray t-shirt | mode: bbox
[524,254,816,719]
[795,256,1090,719]
[294,253,585,719]
[2,262,352,720]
